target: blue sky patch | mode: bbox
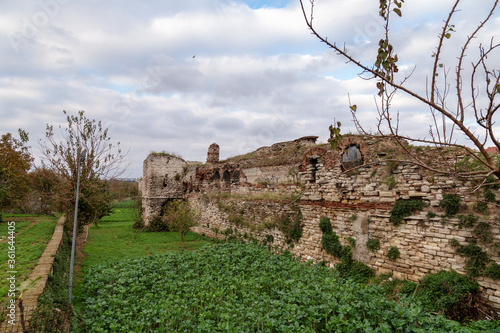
[242,0,289,9]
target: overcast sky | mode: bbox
[1,0,499,178]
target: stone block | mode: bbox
[408,191,427,197]
[488,295,500,305]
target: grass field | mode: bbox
[78,200,212,273]
[0,214,59,306]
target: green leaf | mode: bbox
[393,8,402,17]
[444,33,451,39]
[438,64,443,68]
[496,84,500,93]
[350,105,357,112]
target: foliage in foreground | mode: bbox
[77,243,482,332]
[415,270,480,320]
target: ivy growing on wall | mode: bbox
[386,246,401,260]
[439,193,461,216]
[389,199,424,226]
[366,238,380,252]
[319,217,374,283]
[456,242,490,277]
[269,207,303,245]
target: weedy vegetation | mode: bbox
[75,242,489,332]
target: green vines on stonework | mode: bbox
[277,208,303,244]
[484,189,496,203]
[439,193,461,216]
[457,214,478,229]
[386,246,400,260]
[456,242,490,277]
[450,239,499,280]
[474,222,493,243]
[451,206,499,280]
[366,238,380,252]
[486,263,500,279]
[384,175,396,190]
[389,199,424,226]
[319,217,375,283]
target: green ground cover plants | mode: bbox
[76,242,484,332]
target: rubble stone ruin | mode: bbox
[140,135,500,309]
[206,143,220,164]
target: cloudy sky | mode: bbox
[1,0,499,178]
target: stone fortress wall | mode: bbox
[140,135,500,308]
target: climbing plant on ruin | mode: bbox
[300,0,500,187]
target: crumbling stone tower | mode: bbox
[207,143,220,164]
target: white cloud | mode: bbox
[0,0,498,177]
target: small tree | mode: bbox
[300,0,500,188]
[39,110,127,230]
[162,200,199,248]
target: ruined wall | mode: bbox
[190,197,299,247]
[141,153,187,224]
[141,135,500,308]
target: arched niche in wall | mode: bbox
[210,170,220,182]
[341,144,364,171]
[223,170,231,183]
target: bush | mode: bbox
[148,214,170,232]
[399,280,417,295]
[415,270,479,318]
[334,260,375,284]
